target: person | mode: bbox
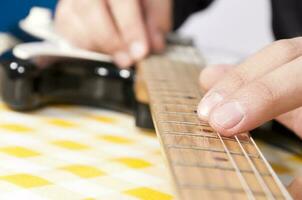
[54,0,302,140]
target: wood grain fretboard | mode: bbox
[137,50,292,200]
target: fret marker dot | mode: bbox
[202,128,213,133]
[214,157,228,162]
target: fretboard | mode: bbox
[138,51,292,200]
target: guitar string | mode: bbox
[235,136,275,199]
[146,58,188,200]
[144,47,288,199]
[180,61,237,199]
[187,47,289,198]
[182,58,256,199]
[176,62,234,199]
[250,137,292,200]
[217,133,255,199]
[200,120,237,199]
[151,59,224,196]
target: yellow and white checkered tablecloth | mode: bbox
[0,103,300,200]
[0,103,173,200]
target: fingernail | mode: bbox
[130,41,146,60]
[197,92,223,120]
[211,102,244,129]
[114,51,132,68]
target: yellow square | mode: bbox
[99,135,133,144]
[113,157,152,169]
[47,119,76,128]
[60,165,105,178]
[89,115,116,124]
[0,146,40,158]
[0,124,34,133]
[124,187,172,200]
[1,174,51,188]
[52,140,89,150]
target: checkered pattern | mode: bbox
[0,103,173,200]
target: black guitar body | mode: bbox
[0,51,154,129]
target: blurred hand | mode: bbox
[288,177,302,200]
[197,37,302,139]
[54,0,172,68]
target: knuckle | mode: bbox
[250,80,276,106]
[228,70,248,87]
[272,39,300,58]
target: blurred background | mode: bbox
[0,0,273,64]
[179,0,274,64]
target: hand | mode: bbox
[54,0,172,68]
[197,37,302,139]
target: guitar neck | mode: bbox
[138,46,292,200]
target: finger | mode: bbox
[78,0,133,67]
[198,37,302,120]
[143,0,172,52]
[287,177,302,200]
[54,0,91,48]
[55,0,132,68]
[199,64,234,91]
[56,0,123,52]
[276,108,302,139]
[108,0,149,61]
[208,56,302,136]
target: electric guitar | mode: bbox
[0,37,298,199]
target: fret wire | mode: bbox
[163,131,251,144]
[152,103,197,107]
[160,121,211,127]
[250,138,293,200]
[159,60,212,200]
[200,132,216,199]
[146,91,197,96]
[202,124,237,200]
[141,55,290,200]
[186,62,237,199]
[148,88,195,93]
[166,138,261,159]
[195,76,288,200]
[153,100,200,105]
[179,184,285,198]
[160,121,200,126]
[175,63,217,199]
[157,111,196,116]
[185,62,237,199]
[216,133,255,200]
[173,161,271,176]
[192,69,286,200]
[152,94,198,99]
[191,67,255,199]
[235,136,275,199]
